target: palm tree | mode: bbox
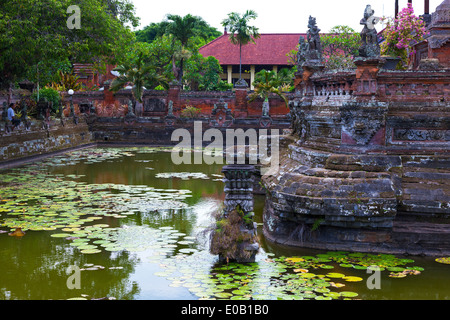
[110,52,166,104]
[222,10,260,86]
[165,14,208,83]
[249,70,288,108]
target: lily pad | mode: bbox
[339,291,358,298]
[80,249,102,254]
[326,273,345,279]
[435,257,450,264]
[342,276,363,282]
[50,233,72,238]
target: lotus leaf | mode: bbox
[342,276,363,282]
[339,291,358,298]
[435,257,450,264]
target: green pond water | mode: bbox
[0,147,449,300]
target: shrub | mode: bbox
[180,105,201,118]
[31,87,61,114]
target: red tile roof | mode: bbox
[199,33,306,66]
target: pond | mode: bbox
[0,147,449,300]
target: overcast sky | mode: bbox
[130,0,443,34]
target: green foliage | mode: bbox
[184,54,231,91]
[136,18,221,48]
[110,51,168,103]
[249,69,290,106]
[311,218,325,231]
[0,0,138,90]
[320,25,360,70]
[25,59,72,89]
[180,105,201,119]
[135,22,169,43]
[164,14,213,82]
[48,70,83,92]
[31,87,61,113]
[380,4,427,69]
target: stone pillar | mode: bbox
[103,80,116,105]
[227,65,233,84]
[234,80,248,118]
[216,164,259,263]
[250,65,256,90]
[168,81,182,113]
[353,57,381,96]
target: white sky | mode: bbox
[131,0,443,33]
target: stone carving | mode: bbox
[222,165,255,214]
[167,100,174,117]
[358,5,381,57]
[296,36,308,68]
[210,98,233,127]
[217,164,259,262]
[340,102,387,145]
[394,129,450,141]
[165,100,177,127]
[259,99,273,128]
[20,100,30,130]
[127,99,135,116]
[307,16,322,54]
[124,99,136,124]
[304,16,323,65]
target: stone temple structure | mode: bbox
[261,2,450,256]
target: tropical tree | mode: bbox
[164,14,209,83]
[136,19,221,47]
[249,70,289,107]
[320,25,360,70]
[110,52,167,103]
[0,0,137,98]
[221,10,260,85]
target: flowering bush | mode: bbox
[321,26,360,70]
[381,4,428,69]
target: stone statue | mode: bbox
[303,16,324,66]
[296,37,309,68]
[167,100,174,117]
[307,16,322,55]
[127,99,135,116]
[358,5,381,57]
[262,99,270,117]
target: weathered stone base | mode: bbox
[0,119,92,164]
[261,131,450,256]
[263,215,450,257]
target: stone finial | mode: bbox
[358,5,381,57]
[303,16,323,66]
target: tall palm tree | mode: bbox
[222,10,260,85]
[165,14,208,83]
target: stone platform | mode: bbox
[261,57,450,256]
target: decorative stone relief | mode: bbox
[340,102,388,145]
[210,98,233,127]
[394,129,450,141]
